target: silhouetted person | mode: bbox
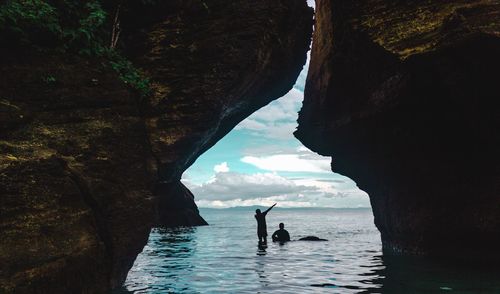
[272,222,290,242]
[255,203,276,244]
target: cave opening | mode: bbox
[119,1,380,292]
[180,58,371,211]
[121,46,379,294]
[178,0,370,214]
[121,79,379,294]
[4,0,500,292]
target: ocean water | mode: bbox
[117,208,500,293]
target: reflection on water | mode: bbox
[371,255,500,294]
[117,209,500,293]
[257,243,267,256]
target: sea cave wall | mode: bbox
[0,0,313,292]
[295,0,500,258]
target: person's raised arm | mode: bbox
[264,203,277,215]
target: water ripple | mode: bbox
[116,209,500,294]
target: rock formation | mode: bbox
[121,0,313,228]
[299,236,328,241]
[0,0,313,292]
[295,0,500,259]
[155,181,208,227]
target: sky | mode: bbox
[181,0,370,208]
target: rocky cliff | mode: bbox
[0,0,313,292]
[296,0,500,259]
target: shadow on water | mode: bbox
[373,255,500,294]
[154,227,197,257]
[257,243,267,256]
[114,227,198,294]
[315,254,500,294]
[255,244,271,289]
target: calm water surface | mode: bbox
[118,208,500,293]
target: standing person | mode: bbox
[255,203,276,244]
[272,223,290,242]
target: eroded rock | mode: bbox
[124,0,313,227]
[0,0,313,292]
[296,0,500,259]
[155,181,208,227]
[299,236,328,241]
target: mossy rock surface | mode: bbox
[0,0,313,292]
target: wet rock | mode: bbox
[0,55,154,293]
[295,0,500,259]
[0,0,313,292]
[125,0,313,229]
[299,236,328,241]
[155,181,208,227]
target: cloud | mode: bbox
[186,172,321,201]
[241,154,331,173]
[182,169,371,208]
[296,146,309,152]
[241,144,298,156]
[236,119,267,131]
[235,88,303,140]
[213,162,230,173]
[250,88,302,122]
[195,198,314,209]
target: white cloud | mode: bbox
[264,122,298,140]
[236,118,267,131]
[182,170,371,208]
[296,146,309,152]
[241,144,297,156]
[186,172,319,201]
[249,88,302,122]
[213,162,230,173]
[195,198,314,209]
[235,88,303,140]
[241,154,331,173]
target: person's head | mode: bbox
[255,209,261,215]
[279,222,284,229]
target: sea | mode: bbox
[116,208,500,293]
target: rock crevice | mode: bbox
[296,0,500,259]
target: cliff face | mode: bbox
[296,0,500,258]
[124,0,313,226]
[0,1,313,292]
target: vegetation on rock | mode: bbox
[0,0,151,97]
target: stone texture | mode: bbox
[295,0,500,259]
[155,181,208,227]
[0,0,312,292]
[0,55,156,293]
[123,0,313,227]
[129,0,314,181]
[298,236,328,241]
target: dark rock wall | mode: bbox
[155,181,208,227]
[0,55,156,292]
[296,0,500,258]
[0,0,313,292]
[124,0,313,227]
